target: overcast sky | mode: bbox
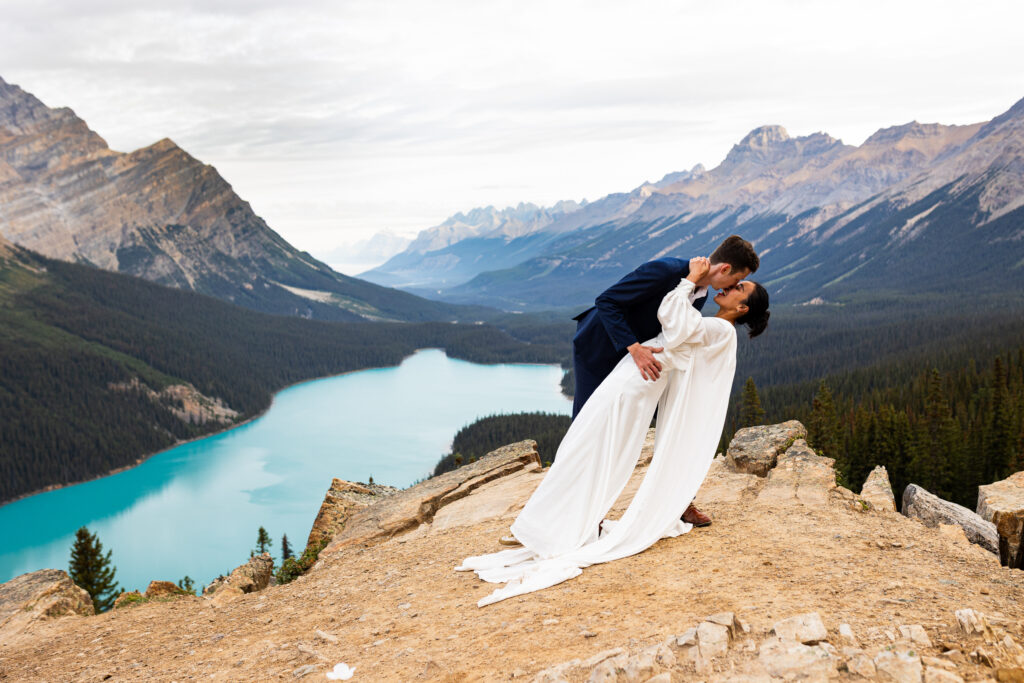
[1,0,1022,263]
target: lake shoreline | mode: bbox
[0,349,569,509]
[0,360,408,509]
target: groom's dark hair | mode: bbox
[710,235,759,274]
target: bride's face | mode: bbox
[714,280,753,316]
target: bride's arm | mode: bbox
[657,278,708,349]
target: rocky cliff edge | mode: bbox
[1,424,1023,681]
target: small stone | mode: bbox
[772,612,828,644]
[956,609,993,638]
[674,627,698,648]
[644,643,676,669]
[839,623,859,647]
[759,638,836,679]
[874,648,923,683]
[292,664,317,678]
[644,675,672,683]
[542,618,559,626]
[924,667,965,683]
[398,602,411,610]
[581,630,597,638]
[587,655,628,683]
[314,629,338,644]
[844,648,876,678]
[899,625,933,648]
[622,650,658,681]
[697,621,731,659]
[705,612,738,637]
[580,648,626,668]
[981,587,991,595]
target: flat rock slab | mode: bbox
[0,569,93,639]
[427,461,545,533]
[861,465,897,512]
[977,471,1024,568]
[726,420,807,477]
[902,484,999,555]
[322,440,540,555]
[755,439,837,508]
[694,456,764,506]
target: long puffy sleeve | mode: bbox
[593,258,685,352]
[657,278,708,349]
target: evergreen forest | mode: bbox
[0,249,568,504]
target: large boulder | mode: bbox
[203,552,274,603]
[306,479,399,552]
[0,569,94,638]
[861,465,897,511]
[902,484,999,554]
[725,420,807,476]
[977,471,1024,568]
[755,439,837,508]
[321,440,541,556]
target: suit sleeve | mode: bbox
[593,259,683,352]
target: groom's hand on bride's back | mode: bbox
[627,342,664,381]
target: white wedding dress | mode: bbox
[456,278,737,607]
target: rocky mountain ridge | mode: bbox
[0,76,473,322]
[364,98,1023,308]
[2,422,1022,681]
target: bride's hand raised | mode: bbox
[686,256,710,283]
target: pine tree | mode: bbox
[177,576,196,595]
[281,534,293,562]
[809,380,845,478]
[255,526,272,555]
[739,377,766,428]
[68,526,119,613]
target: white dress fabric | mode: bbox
[455,279,738,607]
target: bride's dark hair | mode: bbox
[737,282,770,338]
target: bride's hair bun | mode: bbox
[736,282,769,338]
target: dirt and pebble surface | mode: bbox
[2,437,1023,681]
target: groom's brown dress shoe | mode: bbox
[682,503,712,527]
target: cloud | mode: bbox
[1,0,1022,255]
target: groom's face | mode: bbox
[709,264,750,291]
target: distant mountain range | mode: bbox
[363,100,1024,309]
[0,76,477,323]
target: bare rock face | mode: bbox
[0,569,94,638]
[322,440,541,556]
[144,581,189,599]
[0,76,426,323]
[306,479,399,552]
[202,553,274,604]
[725,420,807,476]
[861,465,898,511]
[755,439,837,508]
[902,484,999,555]
[977,471,1024,568]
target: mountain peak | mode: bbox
[738,125,791,148]
[723,126,841,167]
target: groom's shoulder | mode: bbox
[638,256,688,276]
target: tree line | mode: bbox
[728,347,1024,508]
[0,255,569,504]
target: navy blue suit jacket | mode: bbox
[571,257,707,415]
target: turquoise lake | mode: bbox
[0,349,571,592]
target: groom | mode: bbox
[571,234,760,526]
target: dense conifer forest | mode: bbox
[0,251,568,504]
[431,412,572,476]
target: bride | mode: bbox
[456,256,770,606]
